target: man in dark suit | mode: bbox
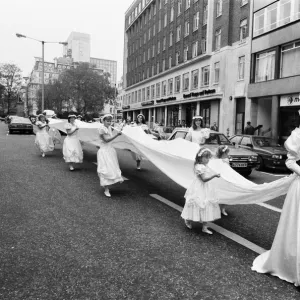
[244,121,263,135]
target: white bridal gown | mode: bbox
[35,121,54,153]
[97,125,123,186]
[63,123,83,163]
[252,127,300,286]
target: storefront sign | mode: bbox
[141,100,154,106]
[122,105,130,109]
[183,89,216,99]
[280,94,300,107]
[156,97,177,103]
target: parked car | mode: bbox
[151,125,175,140]
[8,117,33,134]
[229,134,288,171]
[168,128,258,176]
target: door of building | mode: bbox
[200,102,211,128]
[236,113,244,134]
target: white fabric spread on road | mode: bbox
[49,120,296,204]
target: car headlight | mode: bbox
[228,155,233,161]
[249,155,257,161]
[272,154,282,160]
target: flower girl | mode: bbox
[181,148,221,234]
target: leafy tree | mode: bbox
[0,63,22,114]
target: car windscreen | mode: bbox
[253,137,277,147]
[206,133,232,145]
[11,118,32,124]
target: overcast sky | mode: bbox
[0,0,133,80]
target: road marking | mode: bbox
[150,194,266,255]
[256,203,282,213]
[259,171,287,177]
[92,162,129,181]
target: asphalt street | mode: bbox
[0,122,299,300]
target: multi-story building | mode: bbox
[123,0,251,135]
[63,32,91,63]
[248,0,300,143]
[63,31,118,86]
[116,77,124,120]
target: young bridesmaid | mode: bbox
[63,114,83,171]
[97,114,124,197]
[181,148,221,234]
[35,114,54,157]
[215,145,230,216]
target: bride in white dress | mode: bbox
[252,119,300,286]
[63,114,83,171]
[35,114,54,157]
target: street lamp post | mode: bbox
[16,33,67,113]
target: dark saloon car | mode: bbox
[169,128,258,176]
[8,117,34,134]
[229,135,288,171]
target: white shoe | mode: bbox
[221,209,228,216]
[137,166,141,170]
[69,166,74,171]
[42,153,45,157]
[104,189,111,197]
[202,227,213,235]
[184,220,192,229]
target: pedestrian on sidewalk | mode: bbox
[35,114,54,157]
[181,148,221,234]
[63,114,83,171]
[215,145,230,216]
[97,114,124,198]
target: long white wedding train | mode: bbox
[48,119,296,205]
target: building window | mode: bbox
[184,46,188,61]
[169,32,173,46]
[156,82,161,97]
[169,55,172,68]
[183,72,190,91]
[143,51,146,63]
[192,41,198,58]
[153,3,156,14]
[193,12,199,31]
[162,80,167,96]
[178,0,182,15]
[170,6,174,22]
[152,65,155,76]
[186,0,191,10]
[153,24,156,36]
[216,0,222,17]
[192,69,199,89]
[142,88,145,101]
[255,50,275,82]
[162,59,166,71]
[157,41,160,54]
[241,0,248,6]
[215,29,221,50]
[152,45,155,57]
[163,36,166,50]
[148,48,151,60]
[184,21,189,36]
[175,75,181,92]
[176,51,180,65]
[238,56,245,80]
[214,62,220,83]
[201,36,207,54]
[281,40,300,78]
[253,1,299,37]
[157,62,160,73]
[203,4,208,25]
[201,66,210,86]
[148,28,151,40]
[138,90,141,102]
[146,87,150,100]
[151,85,155,99]
[176,25,181,42]
[168,78,173,94]
[240,19,247,42]
[164,13,168,27]
[158,19,161,32]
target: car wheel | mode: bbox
[241,170,252,177]
[255,156,264,171]
[9,130,13,134]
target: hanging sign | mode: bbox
[280,94,300,107]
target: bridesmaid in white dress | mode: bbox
[185,116,210,146]
[252,121,300,286]
[35,114,54,157]
[63,114,83,171]
[97,114,123,197]
[132,114,151,170]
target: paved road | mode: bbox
[0,123,299,300]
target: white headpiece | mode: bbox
[102,114,113,121]
[137,113,145,119]
[197,148,212,157]
[193,115,203,120]
[222,146,228,153]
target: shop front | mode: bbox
[279,94,300,143]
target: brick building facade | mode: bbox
[123,0,251,135]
